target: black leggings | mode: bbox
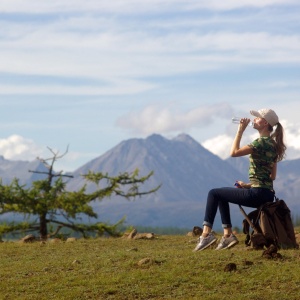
[203,187,275,229]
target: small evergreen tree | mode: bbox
[0,147,159,239]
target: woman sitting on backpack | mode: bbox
[194,108,286,251]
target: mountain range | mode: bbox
[0,133,299,230]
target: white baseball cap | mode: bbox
[250,108,279,127]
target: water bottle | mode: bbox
[232,117,254,127]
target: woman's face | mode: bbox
[253,117,268,129]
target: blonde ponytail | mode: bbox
[270,122,286,162]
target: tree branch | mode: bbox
[28,170,73,178]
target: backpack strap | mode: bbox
[273,190,279,202]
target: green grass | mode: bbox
[0,233,300,300]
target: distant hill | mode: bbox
[0,155,49,186]
[67,134,246,200]
[0,134,299,230]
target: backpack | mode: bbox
[241,197,299,249]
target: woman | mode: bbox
[194,108,286,251]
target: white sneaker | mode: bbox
[215,234,239,250]
[193,233,217,252]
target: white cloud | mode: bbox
[0,80,156,96]
[0,2,300,97]
[281,120,300,160]
[0,0,297,14]
[1,10,300,67]
[266,81,300,89]
[116,103,234,135]
[189,0,298,10]
[0,135,43,161]
[202,134,233,159]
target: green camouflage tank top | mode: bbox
[248,137,277,189]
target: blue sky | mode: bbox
[0,0,300,171]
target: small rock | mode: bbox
[266,244,278,255]
[50,238,62,243]
[262,244,279,259]
[243,260,254,266]
[20,234,36,243]
[128,229,137,239]
[134,233,155,240]
[263,254,272,259]
[127,247,138,252]
[272,252,283,259]
[137,258,153,266]
[192,226,203,236]
[72,260,80,265]
[66,237,77,243]
[224,263,237,272]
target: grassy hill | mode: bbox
[0,231,300,299]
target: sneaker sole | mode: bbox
[221,240,239,250]
[194,238,217,252]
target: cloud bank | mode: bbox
[0,1,300,96]
[116,103,234,135]
[0,0,299,170]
